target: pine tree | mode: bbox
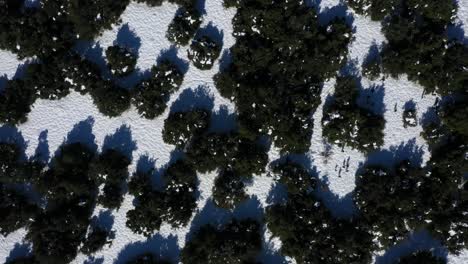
[322,76,385,152]
[181,219,262,264]
[106,45,138,78]
[188,35,222,70]
[133,60,184,119]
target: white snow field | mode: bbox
[1,0,467,263]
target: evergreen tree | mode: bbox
[322,76,385,153]
[212,169,248,210]
[126,159,197,236]
[80,225,113,255]
[133,60,184,119]
[440,98,468,137]
[35,143,96,202]
[106,45,138,78]
[0,79,36,124]
[27,142,98,264]
[24,59,71,100]
[166,6,202,46]
[181,219,262,264]
[0,185,38,236]
[354,161,425,248]
[186,132,239,173]
[66,0,130,40]
[89,149,131,209]
[188,35,222,70]
[89,81,131,117]
[162,109,211,149]
[27,201,93,264]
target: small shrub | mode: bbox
[106,45,137,77]
[188,35,222,70]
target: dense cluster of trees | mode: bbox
[0,0,129,59]
[322,76,385,152]
[0,52,189,123]
[0,0,204,125]
[0,138,132,263]
[132,60,185,119]
[162,108,268,210]
[351,0,467,95]
[215,0,352,153]
[126,159,198,236]
[355,98,467,253]
[266,160,375,263]
[180,219,262,263]
[89,149,131,209]
[1,0,467,263]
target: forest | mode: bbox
[0,0,467,263]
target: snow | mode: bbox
[1,0,468,263]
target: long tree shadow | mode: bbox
[114,24,142,53]
[157,45,189,75]
[5,243,32,263]
[186,196,263,242]
[102,125,137,160]
[195,22,224,46]
[62,116,98,153]
[316,1,355,27]
[114,234,180,264]
[33,130,49,164]
[315,178,357,218]
[362,138,425,171]
[0,125,28,161]
[169,85,214,113]
[375,230,448,264]
[209,105,238,133]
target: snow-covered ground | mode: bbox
[1,0,468,263]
